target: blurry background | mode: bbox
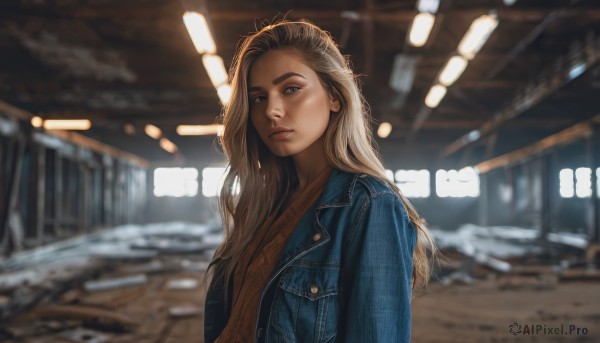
[0,0,599,342]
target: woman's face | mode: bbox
[248,49,340,158]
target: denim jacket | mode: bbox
[204,169,417,343]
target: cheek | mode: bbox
[249,112,262,133]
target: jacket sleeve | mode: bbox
[342,192,416,343]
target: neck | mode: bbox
[292,136,331,190]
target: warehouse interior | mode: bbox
[1,0,600,341]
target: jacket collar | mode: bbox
[315,169,360,209]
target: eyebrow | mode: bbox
[248,72,305,92]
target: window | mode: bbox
[395,169,430,198]
[201,167,240,197]
[435,167,480,198]
[153,168,198,197]
[575,167,592,198]
[560,167,599,199]
[559,168,574,198]
[202,167,226,197]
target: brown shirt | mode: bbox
[215,169,332,342]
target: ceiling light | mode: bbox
[377,122,392,138]
[457,14,498,60]
[202,54,229,88]
[503,0,517,5]
[568,62,586,80]
[417,0,440,14]
[144,124,162,139]
[124,123,136,135]
[31,116,43,128]
[183,12,216,54]
[176,124,224,136]
[409,13,435,47]
[438,55,468,86]
[43,119,91,130]
[424,84,447,108]
[159,138,178,154]
[217,84,232,106]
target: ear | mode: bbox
[329,95,341,113]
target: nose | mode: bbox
[265,96,284,120]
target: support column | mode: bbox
[479,172,489,227]
[590,123,600,244]
[54,152,63,238]
[79,162,89,233]
[540,155,551,240]
[1,134,26,254]
[30,143,46,246]
[103,156,113,227]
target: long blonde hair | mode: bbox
[209,20,436,295]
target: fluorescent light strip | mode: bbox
[438,55,468,86]
[145,124,162,140]
[217,84,232,106]
[43,119,91,131]
[425,84,447,108]
[458,14,499,60]
[417,0,440,14]
[202,54,229,88]
[159,138,178,154]
[177,124,224,136]
[409,13,435,47]
[183,12,216,54]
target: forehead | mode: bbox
[248,49,316,83]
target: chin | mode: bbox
[267,145,300,158]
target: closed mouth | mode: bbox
[269,130,292,137]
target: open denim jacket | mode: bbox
[204,169,417,343]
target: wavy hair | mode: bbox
[208,20,436,297]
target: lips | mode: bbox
[268,126,293,138]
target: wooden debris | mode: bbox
[84,274,147,292]
[118,260,165,274]
[585,244,600,265]
[167,278,198,290]
[509,265,558,276]
[559,268,600,282]
[91,249,158,261]
[497,275,558,291]
[29,305,138,329]
[59,288,83,304]
[80,285,146,310]
[131,240,215,254]
[168,306,203,318]
[180,260,209,271]
[61,328,112,343]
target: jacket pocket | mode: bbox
[269,263,340,343]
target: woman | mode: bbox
[204,20,435,343]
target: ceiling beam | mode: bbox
[59,6,600,23]
[482,10,560,82]
[475,114,600,174]
[442,30,600,157]
[206,8,600,23]
[0,99,33,121]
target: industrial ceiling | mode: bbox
[1,0,599,163]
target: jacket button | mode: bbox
[257,327,264,338]
[310,285,319,294]
[312,233,322,242]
